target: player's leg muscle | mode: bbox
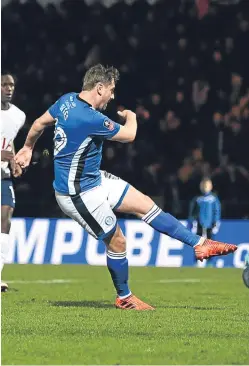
[1,205,13,234]
[1,205,13,278]
[1,181,15,287]
[103,224,126,253]
[117,185,201,247]
[116,184,237,260]
[115,185,154,217]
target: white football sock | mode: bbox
[197,237,206,245]
[1,233,10,272]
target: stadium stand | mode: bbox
[2,0,249,218]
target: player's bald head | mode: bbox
[82,64,119,91]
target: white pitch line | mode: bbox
[133,278,202,283]
[4,278,202,285]
[158,278,201,283]
[4,279,78,284]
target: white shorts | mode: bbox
[55,171,129,240]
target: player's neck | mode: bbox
[78,91,98,109]
[1,101,10,110]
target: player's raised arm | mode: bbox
[15,111,55,168]
[110,109,137,143]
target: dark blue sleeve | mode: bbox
[90,111,120,139]
[48,100,60,119]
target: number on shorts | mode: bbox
[9,185,16,204]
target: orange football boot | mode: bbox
[115,294,155,310]
[194,238,237,262]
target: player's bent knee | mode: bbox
[117,185,155,217]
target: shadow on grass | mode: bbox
[49,300,113,309]
[50,301,226,311]
[157,305,225,310]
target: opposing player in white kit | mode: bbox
[1,74,26,292]
[15,64,237,310]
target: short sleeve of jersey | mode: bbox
[20,111,26,128]
[48,100,60,119]
[11,105,26,131]
[91,111,120,139]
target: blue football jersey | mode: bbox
[48,92,120,195]
[189,193,221,229]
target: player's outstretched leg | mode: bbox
[1,204,14,292]
[116,186,237,261]
[104,225,154,310]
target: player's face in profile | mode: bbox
[1,75,15,103]
[100,80,115,110]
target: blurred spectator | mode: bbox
[188,177,221,265]
[188,178,221,240]
[2,0,249,218]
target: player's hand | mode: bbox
[1,150,14,162]
[14,146,33,169]
[10,159,23,178]
[117,109,136,120]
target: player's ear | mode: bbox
[96,83,103,96]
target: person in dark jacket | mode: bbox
[189,178,221,265]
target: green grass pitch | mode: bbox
[1,264,249,365]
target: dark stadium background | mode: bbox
[2,0,249,219]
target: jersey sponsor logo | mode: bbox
[104,120,114,131]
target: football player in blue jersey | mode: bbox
[15,64,237,310]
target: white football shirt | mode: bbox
[1,104,26,179]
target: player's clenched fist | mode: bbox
[10,159,23,178]
[117,109,136,120]
[14,146,32,168]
